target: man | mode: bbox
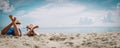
[1,15,22,36]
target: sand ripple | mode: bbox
[0,32,120,48]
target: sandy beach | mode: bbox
[0,32,120,48]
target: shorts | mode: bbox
[7,27,22,36]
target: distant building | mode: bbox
[102,11,114,23]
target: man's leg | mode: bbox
[1,15,15,35]
[9,16,20,36]
[1,23,13,35]
[13,21,20,36]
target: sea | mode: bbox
[0,27,120,33]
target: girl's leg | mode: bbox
[32,25,39,35]
[27,31,31,36]
[27,30,34,36]
[33,25,39,29]
[26,25,39,36]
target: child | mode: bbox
[26,24,39,36]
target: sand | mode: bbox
[0,32,120,48]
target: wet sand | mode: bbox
[0,32,120,48]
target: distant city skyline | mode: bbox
[0,0,120,28]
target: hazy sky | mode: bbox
[0,0,120,28]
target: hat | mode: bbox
[15,20,21,24]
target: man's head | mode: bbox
[15,20,21,25]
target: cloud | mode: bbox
[0,0,14,12]
[16,2,120,27]
[25,3,85,18]
[116,3,120,12]
[14,10,27,20]
[15,10,26,17]
[45,0,70,3]
[77,3,120,26]
[19,3,85,27]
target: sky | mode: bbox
[0,0,120,28]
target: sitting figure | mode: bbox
[26,24,39,36]
[1,15,22,36]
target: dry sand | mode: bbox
[0,32,120,48]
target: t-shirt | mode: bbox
[7,27,22,36]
